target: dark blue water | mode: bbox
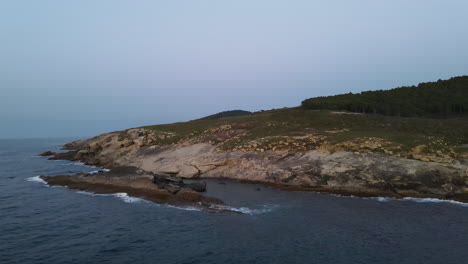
[1,138,467,264]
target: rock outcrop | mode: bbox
[44,129,468,203]
[39,168,223,210]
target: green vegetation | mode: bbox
[142,108,468,154]
[138,76,468,161]
[301,76,468,117]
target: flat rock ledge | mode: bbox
[41,137,468,204]
[40,168,226,212]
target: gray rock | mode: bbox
[184,181,207,192]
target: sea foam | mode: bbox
[402,197,468,207]
[26,176,47,184]
[75,191,145,203]
[209,204,277,215]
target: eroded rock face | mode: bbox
[50,132,468,202]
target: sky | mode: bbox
[1,0,468,138]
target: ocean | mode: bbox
[1,138,467,264]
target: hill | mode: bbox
[301,76,468,117]
[198,110,252,120]
[42,76,468,203]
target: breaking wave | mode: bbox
[88,169,111,174]
[26,176,47,184]
[165,205,202,212]
[209,204,277,215]
[75,191,146,203]
[402,197,468,207]
[368,196,468,207]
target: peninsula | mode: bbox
[40,76,468,205]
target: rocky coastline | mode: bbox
[38,127,468,204]
[39,166,227,211]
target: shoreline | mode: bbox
[38,134,468,205]
[37,171,468,208]
[39,170,229,212]
[209,176,468,203]
[39,162,468,205]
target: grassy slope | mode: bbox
[141,108,468,158]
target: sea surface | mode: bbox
[1,138,467,264]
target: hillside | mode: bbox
[301,76,468,117]
[140,108,468,163]
[41,76,468,203]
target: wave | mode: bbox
[402,197,468,207]
[62,161,110,174]
[368,196,468,207]
[165,205,202,212]
[88,169,111,174]
[113,193,145,203]
[75,190,276,214]
[329,193,468,207]
[75,191,146,203]
[376,197,390,202]
[64,161,100,169]
[209,204,277,215]
[26,176,47,184]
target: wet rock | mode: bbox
[38,151,56,157]
[152,174,184,188]
[176,188,202,202]
[185,181,206,192]
[165,184,181,194]
[48,151,79,161]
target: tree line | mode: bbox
[301,76,468,118]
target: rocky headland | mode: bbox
[39,108,468,204]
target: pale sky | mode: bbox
[1,0,468,138]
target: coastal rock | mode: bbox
[152,174,207,192]
[152,174,184,188]
[185,181,207,192]
[39,169,225,210]
[44,131,468,203]
[48,151,79,161]
[176,188,202,202]
[38,151,56,156]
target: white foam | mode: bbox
[26,176,47,184]
[375,197,390,202]
[402,197,468,207]
[74,189,277,213]
[64,162,100,170]
[165,205,202,212]
[209,204,277,215]
[368,196,468,207]
[88,168,111,174]
[75,190,145,203]
[112,193,145,203]
[329,193,468,207]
